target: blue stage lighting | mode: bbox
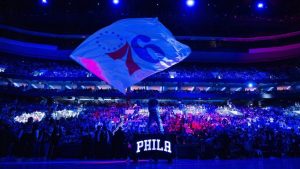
[113,0,119,5]
[41,0,48,4]
[257,2,264,9]
[248,83,253,88]
[186,0,195,7]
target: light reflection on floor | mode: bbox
[0,158,299,169]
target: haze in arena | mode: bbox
[0,1,300,169]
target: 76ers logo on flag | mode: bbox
[71,18,191,93]
[106,34,165,75]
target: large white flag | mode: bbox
[71,18,191,93]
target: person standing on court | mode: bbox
[147,99,164,134]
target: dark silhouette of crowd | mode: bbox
[0,97,300,160]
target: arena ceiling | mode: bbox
[1,0,300,63]
[1,0,300,36]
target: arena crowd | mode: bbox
[1,56,300,81]
[0,97,300,160]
